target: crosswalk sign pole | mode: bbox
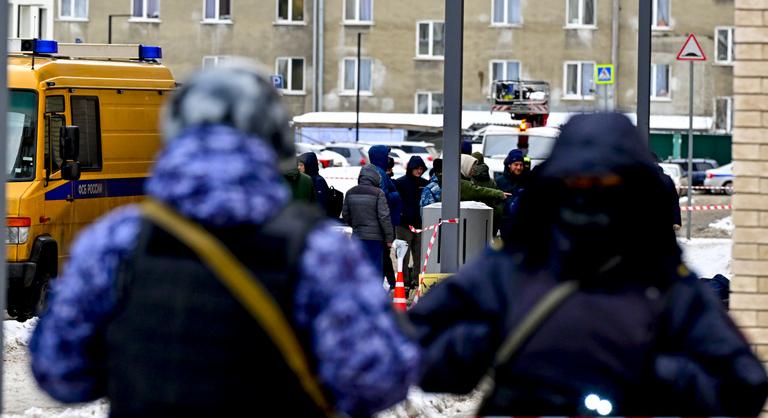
[686,60,694,240]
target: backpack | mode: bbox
[326,186,344,218]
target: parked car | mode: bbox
[360,141,439,168]
[295,143,349,168]
[704,163,733,195]
[664,158,718,187]
[659,162,688,196]
[323,143,369,166]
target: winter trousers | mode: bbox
[395,226,421,288]
[360,239,384,277]
[383,246,396,288]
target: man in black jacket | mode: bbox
[409,113,768,416]
[395,156,429,288]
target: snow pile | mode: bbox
[376,388,481,418]
[4,318,37,349]
[678,238,732,278]
[709,216,734,232]
[4,400,109,418]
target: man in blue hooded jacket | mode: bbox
[30,60,419,417]
[409,113,768,416]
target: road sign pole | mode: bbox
[637,0,652,144]
[686,60,694,240]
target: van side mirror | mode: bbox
[61,161,81,180]
[59,126,80,161]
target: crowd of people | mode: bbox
[29,61,768,417]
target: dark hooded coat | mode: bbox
[368,145,403,227]
[342,165,394,243]
[395,156,429,229]
[283,168,315,203]
[471,152,497,189]
[408,113,768,417]
[298,152,330,212]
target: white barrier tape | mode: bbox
[680,204,732,212]
[678,185,733,191]
[409,218,459,234]
[393,298,408,304]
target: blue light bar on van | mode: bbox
[138,45,162,60]
[15,39,58,54]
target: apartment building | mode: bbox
[10,0,733,130]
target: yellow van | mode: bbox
[7,40,175,320]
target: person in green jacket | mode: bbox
[471,152,497,189]
[283,157,316,203]
[460,154,509,207]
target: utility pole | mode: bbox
[637,0,652,142]
[441,0,464,273]
[355,32,362,142]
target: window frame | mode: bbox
[343,0,373,25]
[562,60,596,100]
[69,95,103,172]
[651,0,672,30]
[414,91,444,115]
[415,20,446,60]
[651,63,672,101]
[202,55,231,68]
[564,0,596,29]
[340,57,374,95]
[491,0,523,27]
[201,0,232,23]
[275,57,306,94]
[714,26,734,65]
[130,0,161,22]
[58,0,88,21]
[714,97,733,133]
[276,0,305,24]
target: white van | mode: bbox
[477,125,560,178]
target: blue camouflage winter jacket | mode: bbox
[29,125,420,417]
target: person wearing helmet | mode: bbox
[30,60,420,417]
[409,113,768,416]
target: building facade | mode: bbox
[11,0,733,127]
[731,0,768,363]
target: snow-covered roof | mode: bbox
[293,111,715,132]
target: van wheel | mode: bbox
[14,272,51,322]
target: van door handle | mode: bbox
[66,194,74,202]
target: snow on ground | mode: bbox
[0,238,733,417]
[709,216,734,232]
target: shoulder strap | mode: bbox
[477,280,579,403]
[140,199,335,417]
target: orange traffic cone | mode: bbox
[393,270,407,311]
[392,239,408,311]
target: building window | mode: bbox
[277,0,303,22]
[565,0,595,27]
[714,97,732,133]
[16,4,50,38]
[202,55,231,68]
[70,96,102,170]
[563,61,595,99]
[492,0,522,25]
[415,92,444,114]
[276,57,305,92]
[652,0,670,29]
[342,57,373,93]
[651,63,670,99]
[203,0,231,21]
[344,0,372,23]
[132,0,160,19]
[715,27,734,64]
[60,0,87,19]
[416,21,445,58]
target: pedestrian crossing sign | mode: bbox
[595,64,614,85]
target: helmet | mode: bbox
[161,58,294,167]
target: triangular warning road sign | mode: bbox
[677,33,707,61]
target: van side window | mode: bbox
[45,113,64,173]
[71,96,102,170]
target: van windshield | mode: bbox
[7,90,37,181]
[484,134,556,160]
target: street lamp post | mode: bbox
[356,32,362,142]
